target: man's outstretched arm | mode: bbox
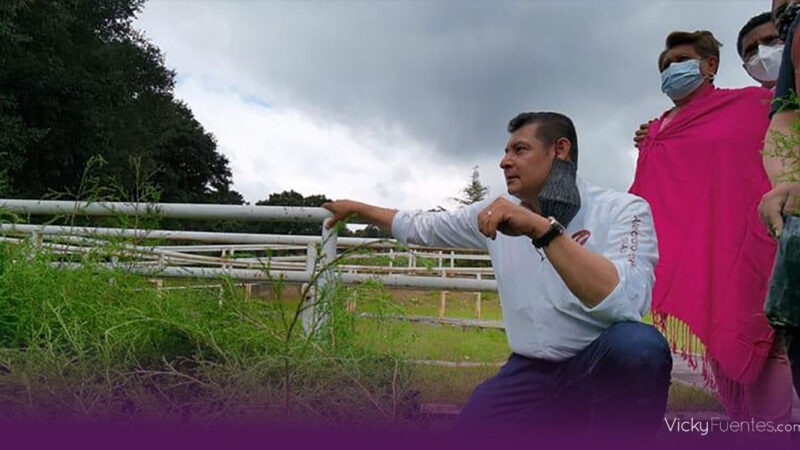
[324,199,489,250]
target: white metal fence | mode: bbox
[0,200,499,322]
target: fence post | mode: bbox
[27,230,42,259]
[439,269,448,319]
[300,242,318,333]
[475,273,482,320]
[301,220,337,335]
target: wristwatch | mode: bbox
[531,216,565,248]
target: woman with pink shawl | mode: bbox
[630,30,793,422]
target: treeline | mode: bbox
[234,190,387,238]
[1,0,240,205]
[0,0,371,235]
[0,1,489,238]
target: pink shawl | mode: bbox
[629,84,777,415]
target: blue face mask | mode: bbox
[660,59,704,100]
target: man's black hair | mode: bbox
[737,12,774,57]
[507,112,578,164]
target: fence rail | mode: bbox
[0,199,330,222]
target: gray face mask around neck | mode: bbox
[537,158,581,227]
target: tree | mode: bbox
[242,190,345,236]
[0,160,8,197]
[452,166,489,206]
[0,0,242,206]
[352,223,388,238]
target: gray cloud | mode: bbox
[137,0,769,192]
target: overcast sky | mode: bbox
[136,0,768,210]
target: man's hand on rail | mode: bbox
[322,200,361,228]
[322,200,397,233]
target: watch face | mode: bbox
[549,217,565,234]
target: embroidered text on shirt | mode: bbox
[619,215,642,267]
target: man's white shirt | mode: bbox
[391,177,658,361]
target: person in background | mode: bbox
[633,12,784,147]
[629,30,793,424]
[741,12,785,90]
[324,112,671,437]
[760,0,800,402]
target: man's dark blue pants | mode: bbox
[454,321,672,437]
[782,330,800,399]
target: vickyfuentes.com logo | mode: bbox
[663,417,800,436]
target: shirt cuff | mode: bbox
[577,262,645,323]
[390,210,409,244]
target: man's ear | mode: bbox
[554,137,572,162]
[706,56,720,79]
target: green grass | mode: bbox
[0,241,722,427]
[357,290,504,322]
[0,243,417,426]
[359,321,508,363]
[413,365,498,404]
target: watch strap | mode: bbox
[531,217,565,249]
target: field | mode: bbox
[0,242,722,429]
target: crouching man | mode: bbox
[323,112,671,437]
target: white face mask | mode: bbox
[745,44,785,83]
